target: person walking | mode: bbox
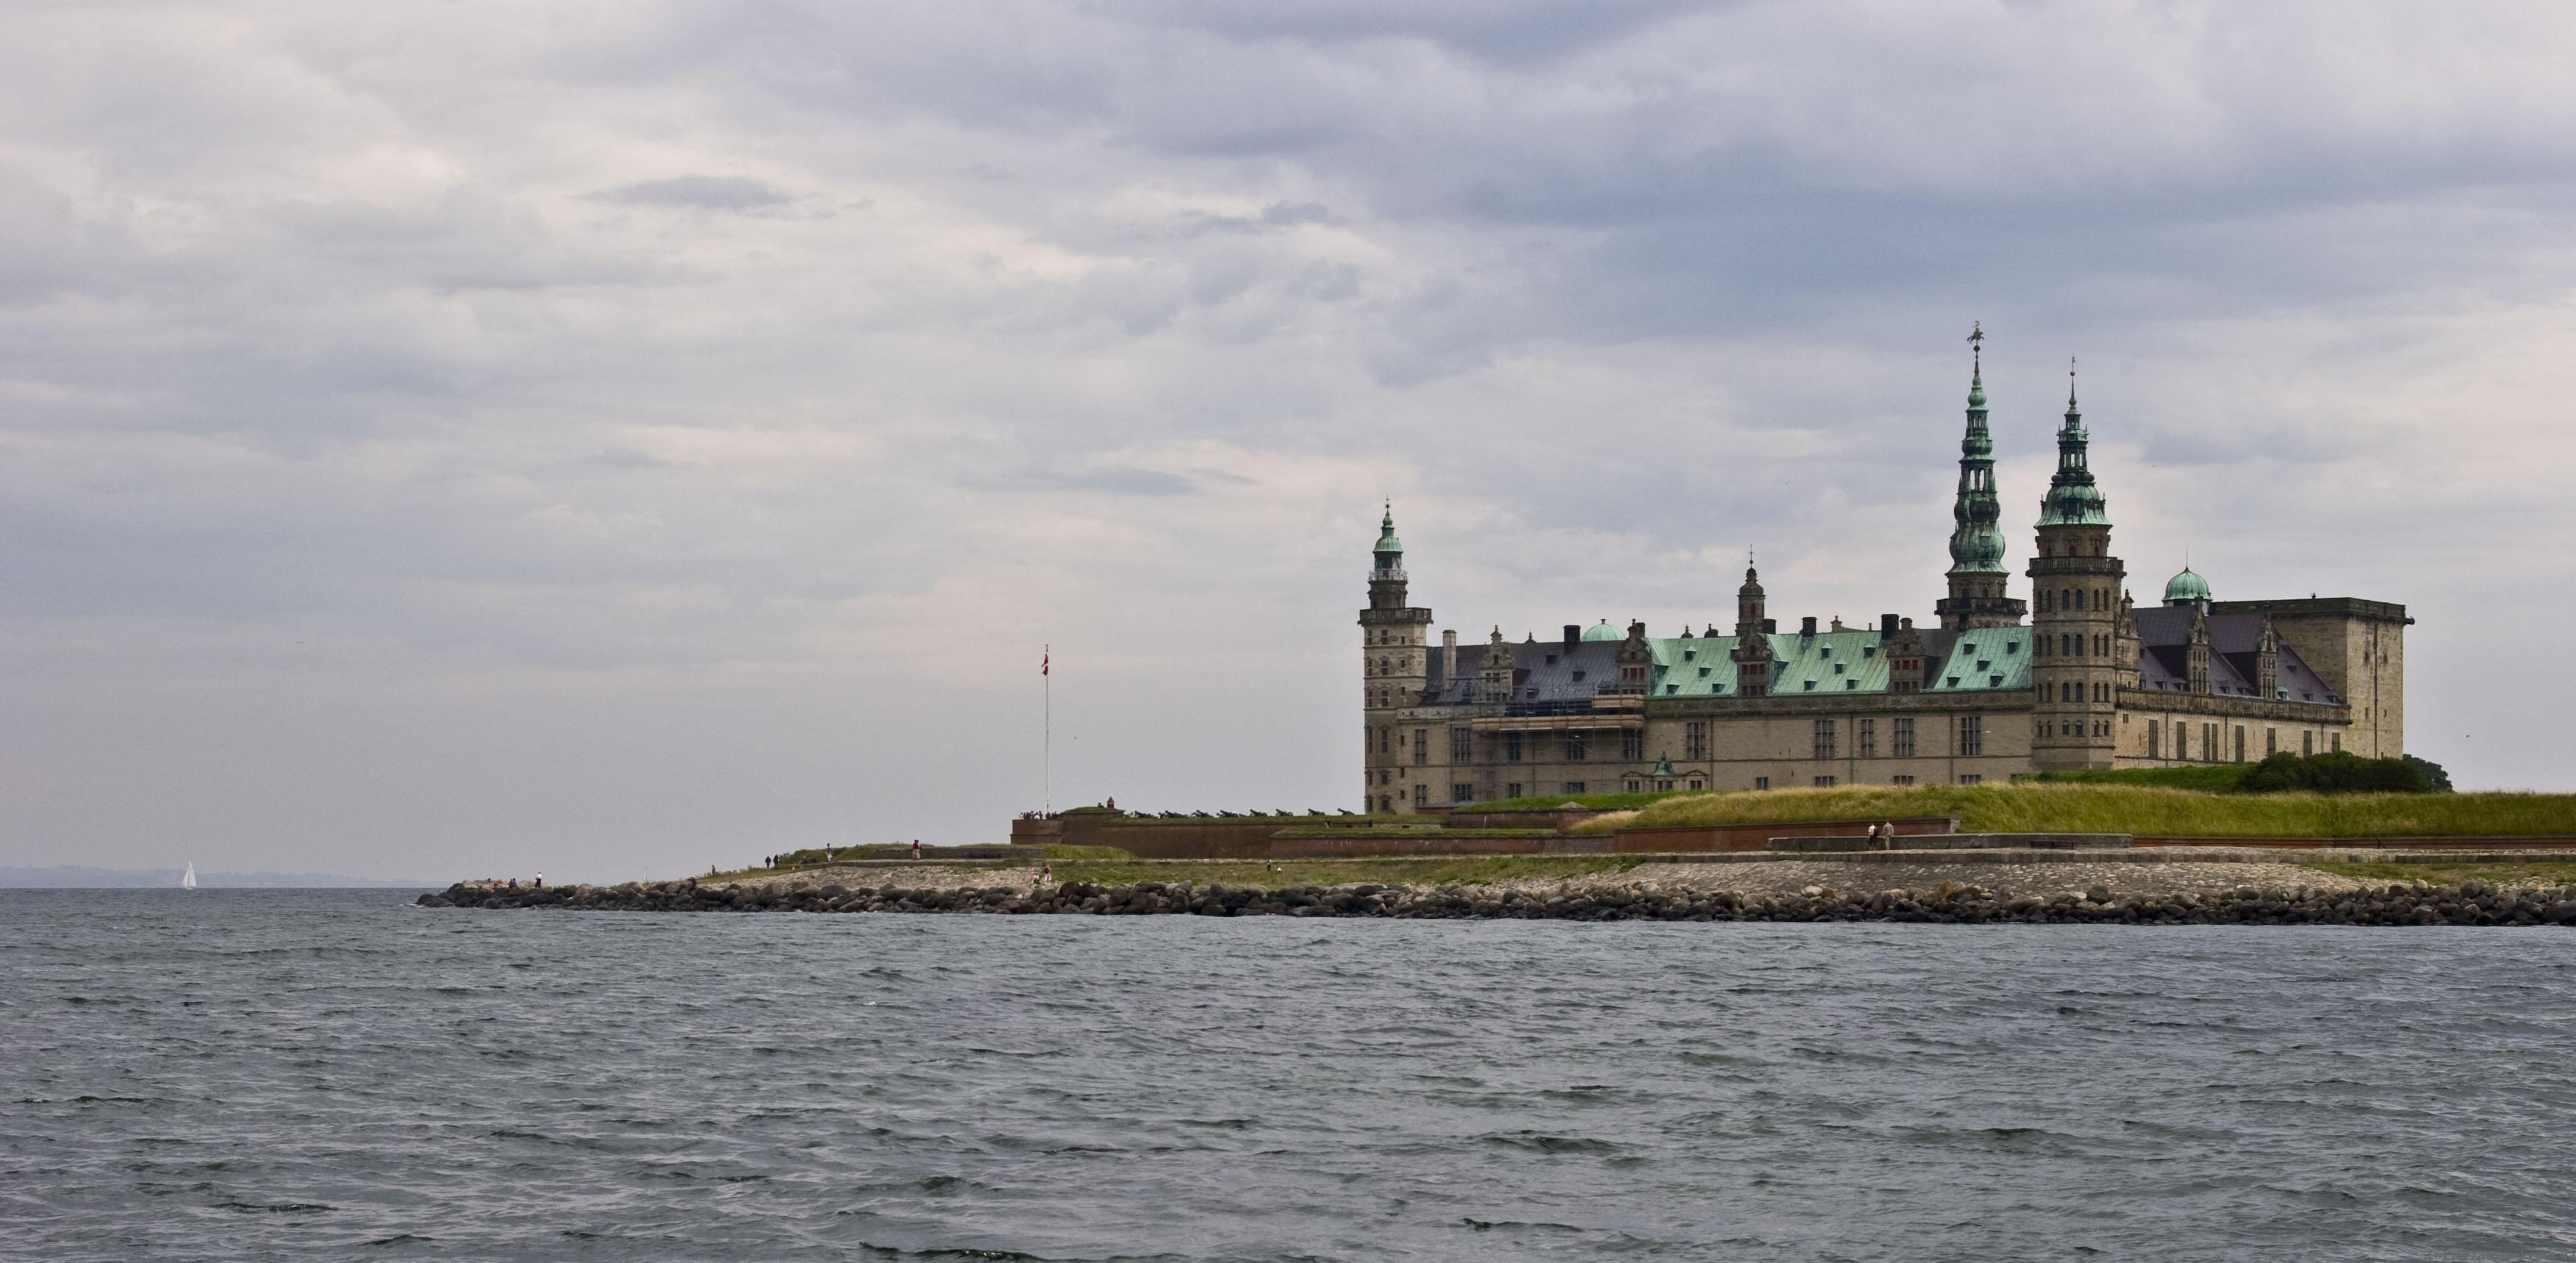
[534,872,544,890]
[910,839,922,861]
[1881,820,1897,848]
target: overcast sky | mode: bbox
[7,1,2572,881]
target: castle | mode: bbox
[1359,340,2408,812]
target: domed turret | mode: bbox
[1580,619,1622,642]
[2163,566,2211,606]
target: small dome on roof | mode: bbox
[2163,567,2211,604]
[1581,619,1623,642]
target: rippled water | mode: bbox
[5,890,2574,1261]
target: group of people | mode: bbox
[1861,822,1902,847]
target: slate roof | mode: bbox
[1414,609,2340,711]
[2130,607,2342,705]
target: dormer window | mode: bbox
[1544,654,1557,665]
[1803,681,1817,692]
[1976,660,1990,672]
[2005,642,2019,654]
[1862,646,1875,658]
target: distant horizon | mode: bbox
[6,3,2570,881]
[0,865,438,890]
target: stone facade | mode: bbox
[1358,348,2410,813]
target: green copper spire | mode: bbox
[2038,357,2110,526]
[1373,502,1403,556]
[1947,324,2008,576]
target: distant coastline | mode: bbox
[0,865,435,890]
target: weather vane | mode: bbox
[1967,321,1983,368]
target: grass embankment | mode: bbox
[1042,854,1647,889]
[1618,783,2576,839]
[2300,859,2576,887]
[1466,791,1686,812]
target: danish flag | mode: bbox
[1041,648,1049,676]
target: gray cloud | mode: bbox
[3,0,2571,881]
[591,174,795,210]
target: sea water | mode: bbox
[4,889,2572,1260]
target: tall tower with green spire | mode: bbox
[1936,323,2028,632]
[2026,359,2126,771]
[1359,504,1434,812]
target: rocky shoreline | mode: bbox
[422,874,2576,926]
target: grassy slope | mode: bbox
[1624,783,2576,838]
[1043,854,1647,888]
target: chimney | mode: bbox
[1442,629,1458,683]
[1800,615,1817,637]
[1880,613,1899,637]
[1762,618,1778,634]
[1830,615,1845,632]
[1564,624,1580,651]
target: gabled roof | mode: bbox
[1922,626,2033,693]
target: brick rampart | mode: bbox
[1610,816,1959,854]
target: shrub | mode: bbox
[2239,751,2435,795]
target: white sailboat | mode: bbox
[182,862,197,890]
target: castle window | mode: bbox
[1803,681,1817,692]
[1947,676,1960,687]
[1957,716,1983,756]
[2006,642,2018,654]
[1625,779,1641,793]
[1990,676,2003,687]
[2147,720,2160,758]
[2266,728,2278,756]
[1858,718,1877,758]
[1755,776,1770,790]
[1564,731,1587,762]
[1571,670,1585,682]
[1688,779,1704,790]
[1976,660,1990,671]
[1506,732,1523,763]
[1845,681,1856,690]
[1685,722,1709,760]
[1892,775,1915,786]
[1698,666,1711,678]
[1413,729,1428,765]
[1450,727,1473,762]
[1412,784,1427,806]
[1545,654,1558,665]
[1833,663,1845,675]
[1812,776,1836,787]
[1862,646,1875,658]
[1813,719,1837,761]
[1684,648,1696,661]
[1506,781,1523,798]
[1893,718,1915,757]
[1665,684,1678,695]
[1620,729,1644,761]
[1957,774,1981,785]
[2330,733,2341,753]
[1562,781,1586,794]
[1453,783,1473,803]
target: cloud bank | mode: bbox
[6,1,2572,879]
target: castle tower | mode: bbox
[1936,325,2028,631]
[1358,504,1434,812]
[2026,363,2125,770]
[1731,565,1775,698]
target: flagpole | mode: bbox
[1043,644,1052,815]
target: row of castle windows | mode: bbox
[2039,587,2113,613]
[2037,633,2112,657]
[2144,720,2338,762]
[2045,681,2114,703]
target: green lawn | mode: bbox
[1624,783,2576,839]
